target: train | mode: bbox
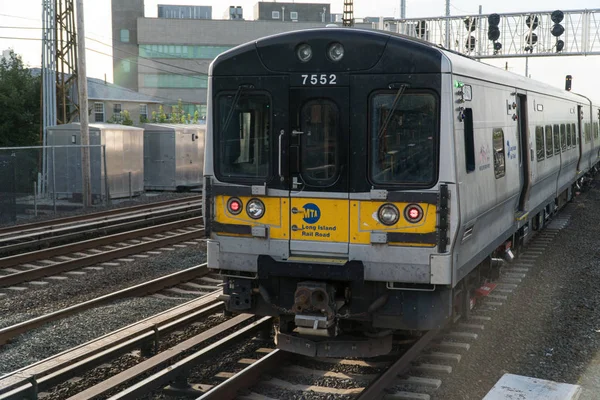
[202,27,600,358]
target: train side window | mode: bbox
[535,126,544,161]
[560,124,567,152]
[571,123,577,147]
[463,108,475,173]
[595,122,599,140]
[566,124,572,148]
[584,122,591,143]
[493,128,505,179]
[553,125,561,155]
[545,126,553,158]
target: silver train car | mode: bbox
[203,28,600,357]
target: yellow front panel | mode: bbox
[290,198,349,242]
[350,201,437,246]
[214,195,289,239]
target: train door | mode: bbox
[577,105,583,171]
[288,87,350,256]
[516,93,531,214]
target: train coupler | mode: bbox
[275,330,392,358]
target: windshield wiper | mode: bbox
[221,84,254,135]
[377,84,407,139]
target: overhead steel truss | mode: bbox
[375,8,600,58]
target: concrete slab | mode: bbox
[483,374,581,400]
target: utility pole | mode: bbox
[75,0,91,207]
[400,0,406,19]
[445,0,450,48]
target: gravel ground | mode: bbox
[0,241,207,374]
[2,191,199,228]
[433,179,600,399]
[0,242,206,328]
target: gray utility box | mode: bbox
[142,124,205,191]
[47,123,144,202]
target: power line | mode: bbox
[0,26,42,29]
[0,13,41,22]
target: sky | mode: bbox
[1,0,599,98]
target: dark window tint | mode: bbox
[572,123,577,146]
[595,122,599,139]
[463,108,475,173]
[217,93,270,180]
[584,122,591,143]
[535,126,544,161]
[300,100,339,185]
[370,92,437,185]
[560,124,567,152]
[493,128,505,179]
[545,126,553,158]
[553,125,561,155]
[567,124,572,148]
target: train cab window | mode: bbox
[370,92,437,186]
[463,108,475,173]
[493,128,505,179]
[535,126,544,161]
[553,125,561,155]
[594,122,599,140]
[560,124,567,152]
[567,124,572,148]
[545,126,553,158]
[300,100,339,185]
[216,93,271,181]
[572,123,577,146]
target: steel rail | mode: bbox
[102,316,272,400]
[0,216,202,269]
[0,195,202,236]
[0,290,223,399]
[0,201,201,249]
[0,221,203,288]
[0,263,210,347]
[355,328,440,400]
[198,349,290,400]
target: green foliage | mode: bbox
[139,114,148,124]
[158,105,167,123]
[120,110,133,126]
[150,111,157,123]
[193,110,199,124]
[0,51,41,147]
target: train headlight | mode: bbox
[404,204,424,223]
[297,43,313,62]
[246,199,266,219]
[227,197,243,215]
[327,42,345,62]
[378,204,399,226]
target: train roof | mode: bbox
[211,27,598,106]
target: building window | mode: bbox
[94,102,105,122]
[139,104,148,120]
[139,44,231,59]
[121,59,130,73]
[142,74,208,89]
[113,103,122,121]
[493,128,505,179]
[120,29,130,43]
[272,10,280,19]
[290,11,298,20]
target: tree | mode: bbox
[193,110,199,124]
[0,51,41,147]
[158,105,167,123]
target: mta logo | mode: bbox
[302,203,321,224]
[507,140,517,159]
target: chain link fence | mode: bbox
[0,145,109,225]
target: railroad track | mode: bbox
[0,195,202,256]
[0,219,204,293]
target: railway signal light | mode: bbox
[551,10,565,53]
[487,13,502,55]
[524,14,539,53]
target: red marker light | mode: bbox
[404,204,424,223]
[227,198,243,215]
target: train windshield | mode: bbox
[217,92,271,180]
[370,92,437,186]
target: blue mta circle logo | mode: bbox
[302,203,321,224]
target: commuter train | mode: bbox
[203,27,600,357]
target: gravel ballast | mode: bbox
[433,180,600,399]
[0,241,207,374]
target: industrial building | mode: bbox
[111,1,370,119]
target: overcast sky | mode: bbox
[1,0,599,97]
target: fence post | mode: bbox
[33,182,37,217]
[129,171,132,200]
[103,145,111,206]
[52,146,56,214]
